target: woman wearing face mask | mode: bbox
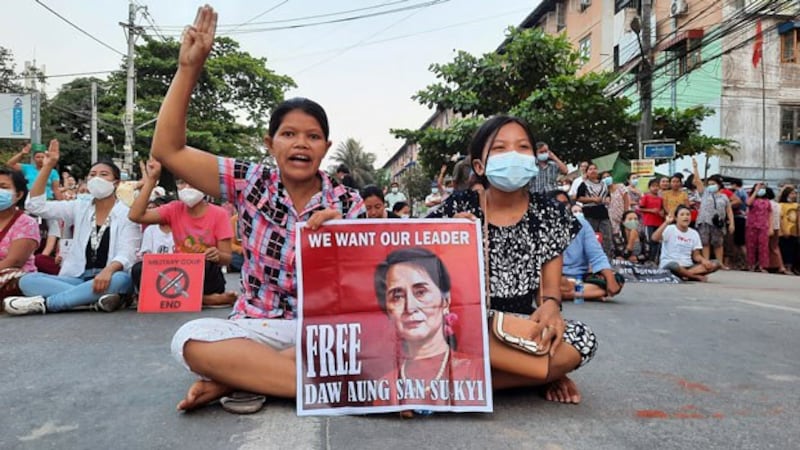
[0,168,41,305]
[691,159,734,270]
[128,159,237,307]
[625,173,642,207]
[428,116,596,404]
[576,164,613,259]
[4,140,141,315]
[745,182,772,272]
[613,210,647,263]
[777,186,798,274]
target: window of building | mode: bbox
[615,0,640,14]
[780,29,799,63]
[556,1,566,32]
[677,38,703,75]
[576,0,592,12]
[613,44,620,71]
[780,105,800,142]
[579,35,592,63]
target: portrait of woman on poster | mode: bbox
[373,247,485,406]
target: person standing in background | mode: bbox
[528,142,568,194]
[384,181,406,210]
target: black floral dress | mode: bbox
[428,190,598,367]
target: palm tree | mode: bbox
[331,138,377,188]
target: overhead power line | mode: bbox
[33,0,125,56]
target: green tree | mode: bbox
[393,26,735,178]
[101,36,295,164]
[397,166,432,208]
[330,138,377,187]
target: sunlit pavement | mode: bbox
[2,270,798,450]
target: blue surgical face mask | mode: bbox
[0,189,15,211]
[574,212,584,220]
[77,193,94,202]
[485,151,539,192]
[602,176,613,186]
[431,187,439,194]
[757,188,766,197]
[706,184,719,194]
[537,152,549,162]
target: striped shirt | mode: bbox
[528,161,561,194]
[218,157,365,319]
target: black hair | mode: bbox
[673,204,691,218]
[707,174,724,186]
[0,167,28,208]
[600,171,612,178]
[547,189,571,205]
[627,172,638,180]
[729,178,743,188]
[535,141,547,150]
[336,164,350,175]
[467,115,535,187]
[452,159,472,191]
[268,97,330,140]
[779,185,796,203]
[374,247,451,313]
[764,186,776,200]
[670,174,683,182]
[360,185,385,203]
[392,201,409,213]
[622,209,638,221]
[92,159,121,181]
[648,178,660,188]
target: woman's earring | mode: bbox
[443,311,458,337]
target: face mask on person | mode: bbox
[707,184,719,194]
[400,214,410,219]
[484,151,539,192]
[537,152,549,162]
[445,187,454,194]
[431,187,439,195]
[87,177,116,199]
[757,188,766,197]
[602,176,613,186]
[630,177,639,185]
[623,219,639,230]
[391,187,398,194]
[77,193,94,202]
[179,188,205,207]
[573,212,584,220]
[558,184,570,192]
[0,189,15,211]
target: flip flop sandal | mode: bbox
[202,304,233,310]
[219,391,267,414]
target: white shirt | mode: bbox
[384,191,407,209]
[659,225,702,269]
[569,175,584,198]
[26,194,142,277]
[140,225,174,257]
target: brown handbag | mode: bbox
[480,192,551,381]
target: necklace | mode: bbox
[89,209,111,253]
[400,347,450,390]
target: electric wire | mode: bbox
[32,0,125,56]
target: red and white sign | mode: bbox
[295,219,492,416]
[137,253,205,313]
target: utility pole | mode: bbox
[120,1,143,178]
[91,81,98,164]
[639,0,653,159]
[23,61,43,146]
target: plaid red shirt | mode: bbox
[218,157,365,319]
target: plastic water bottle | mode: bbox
[574,280,585,305]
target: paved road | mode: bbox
[2,270,799,450]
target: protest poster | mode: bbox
[630,159,656,177]
[295,219,493,416]
[611,260,682,284]
[137,253,206,313]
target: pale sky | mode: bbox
[1,0,541,168]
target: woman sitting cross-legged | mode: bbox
[652,205,720,282]
[427,115,597,404]
[4,140,141,315]
[0,167,41,305]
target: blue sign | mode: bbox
[12,98,23,135]
[643,142,676,159]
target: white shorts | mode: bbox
[171,317,297,373]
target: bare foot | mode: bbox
[202,292,237,307]
[543,376,581,404]
[689,274,708,282]
[177,379,234,412]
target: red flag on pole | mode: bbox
[752,19,763,68]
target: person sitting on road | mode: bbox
[128,159,237,308]
[652,205,720,282]
[361,185,399,219]
[150,6,366,414]
[0,168,41,304]
[130,196,174,302]
[550,190,624,302]
[4,142,141,315]
[427,115,596,404]
[613,210,648,264]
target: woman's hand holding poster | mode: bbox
[295,219,492,416]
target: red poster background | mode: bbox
[296,219,492,415]
[138,253,205,313]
